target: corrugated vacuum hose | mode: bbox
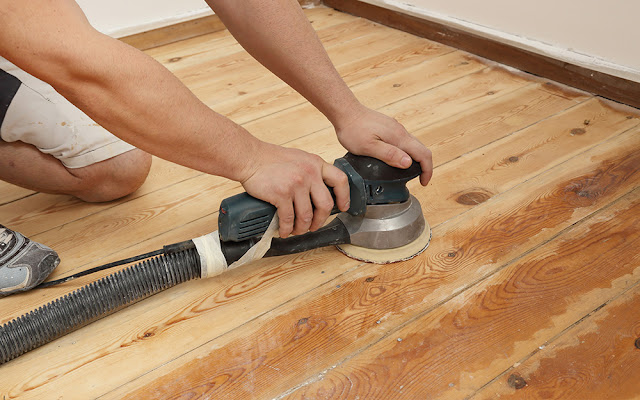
[0,246,200,365]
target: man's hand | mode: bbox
[240,144,350,238]
[335,105,433,186]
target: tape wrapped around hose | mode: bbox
[0,247,200,365]
[193,215,279,277]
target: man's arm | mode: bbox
[207,0,433,185]
[0,0,350,237]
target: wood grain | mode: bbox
[413,83,591,166]
[155,18,396,99]
[284,82,589,166]
[243,62,527,144]
[474,279,640,399]
[289,189,640,400]
[113,125,640,400]
[418,98,639,221]
[216,35,453,125]
[0,184,35,206]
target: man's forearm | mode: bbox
[53,35,262,182]
[207,0,363,129]
[0,0,262,182]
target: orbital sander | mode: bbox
[218,152,430,265]
[0,153,430,364]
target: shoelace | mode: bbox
[0,229,12,252]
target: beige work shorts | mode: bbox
[0,58,135,168]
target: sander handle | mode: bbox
[220,217,352,264]
[219,156,366,242]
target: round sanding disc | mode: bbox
[336,220,431,264]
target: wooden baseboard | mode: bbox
[120,15,226,51]
[323,0,640,109]
[121,1,325,52]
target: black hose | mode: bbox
[0,221,348,364]
[0,246,200,365]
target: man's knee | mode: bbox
[71,149,152,203]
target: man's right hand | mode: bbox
[240,144,351,239]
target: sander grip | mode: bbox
[219,157,366,242]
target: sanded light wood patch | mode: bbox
[0,8,639,400]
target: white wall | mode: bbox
[362,0,640,82]
[76,0,639,82]
[76,0,212,38]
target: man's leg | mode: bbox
[1,58,152,202]
[0,60,151,295]
[0,144,150,295]
[0,140,151,202]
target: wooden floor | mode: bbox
[1,7,639,399]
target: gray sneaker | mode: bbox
[0,225,60,295]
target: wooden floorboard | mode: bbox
[0,184,35,206]
[288,187,640,399]
[110,114,640,400]
[475,266,640,399]
[1,7,639,399]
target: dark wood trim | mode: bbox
[323,0,640,109]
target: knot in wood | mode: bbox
[365,277,375,282]
[508,156,519,163]
[570,128,586,136]
[168,57,182,63]
[563,179,600,207]
[635,338,640,349]
[456,189,492,206]
[507,374,527,389]
[297,317,309,326]
[142,328,156,339]
[368,286,386,297]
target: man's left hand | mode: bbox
[335,106,433,186]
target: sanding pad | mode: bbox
[336,219,431,264]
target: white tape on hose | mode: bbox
[192,232,227,278]
[192,215,279,278]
